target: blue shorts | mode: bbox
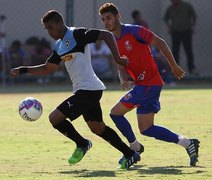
[120,85,162,114]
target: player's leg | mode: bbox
[86,120,140,169]
[136,85,179,143]
[49,91,93,164]
[49,109,89,148]
[138,113,200,166]
[109,87,144,153]
[83,92,140,169]
[136,86,200,166]
[138,113,180,143]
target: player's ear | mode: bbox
[116,13,121,20]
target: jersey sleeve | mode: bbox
[47,50,62,65]
[73,28,100,47]
[132,25,154,45]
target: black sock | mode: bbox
[53,120,88,147]
[98,126,134,158]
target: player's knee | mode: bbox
[90,126,103,135]
[48,112,55,125]
[139,128,146,134]
[139,125,153,135]
[110,107,120,115]
[48,112,61,127]
[109,113,120,123]
[49,109,66,127]
[89,122,105,135]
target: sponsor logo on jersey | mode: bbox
[61,53,73,62]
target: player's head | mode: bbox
[171,0,181,5]
[132,10,141,22]
[41,10,66,40]
[99,3,121,32]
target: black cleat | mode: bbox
[186,139,200,166]
[118,143,144,164]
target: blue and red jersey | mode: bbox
[116,24,164,86]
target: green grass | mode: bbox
[0,85,212,180]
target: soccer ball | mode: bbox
[19,97,43,121]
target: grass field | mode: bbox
[0,84,212,180]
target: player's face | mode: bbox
[44,21,63,40]
[100,12,120,32]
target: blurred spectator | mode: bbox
[8,40,28,68]
[164,0,197,75]
[0,15,6,48]
[25,36,51,65]
[0,15,6,78]
[90,40,117,81]
[24,36,39,65]
[25,37,52,83]
[131,10,149,28]
[39,38,52,58]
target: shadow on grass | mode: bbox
[58,165,206,177]
[59,169,116,177]
[135,165,206,176]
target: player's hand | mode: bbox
[116,56,128,67]
[120,81,133,91]
[171,64,185,80]
[11,68,20,76]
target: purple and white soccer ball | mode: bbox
[19,97,43,121]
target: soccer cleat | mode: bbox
[68,139,92,164]
[118,143,144,164]
[186,139,200,166]
[120,152,141,170]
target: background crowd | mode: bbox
[0,0,204,86]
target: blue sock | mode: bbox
[110,114,136,143]
[142,125,179,143]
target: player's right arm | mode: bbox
[117,65,132,91]
[11,61,58,76]
[11,49,61,76]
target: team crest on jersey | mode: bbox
[124,40,132,51]
[65,40,70,48]
[124,93,132,100]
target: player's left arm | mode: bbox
[150,35,185,80]
[134,26,184,79]
[74,28,128,66]
[97,30,128,66]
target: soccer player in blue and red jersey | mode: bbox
[99,3,200,166]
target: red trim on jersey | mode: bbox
[121,102,135,109]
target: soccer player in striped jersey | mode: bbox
[11,10,140,169]
[99,3,200,166]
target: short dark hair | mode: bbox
[99,3,119,16]
[131,10,140,20]
[41,10,63,24]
